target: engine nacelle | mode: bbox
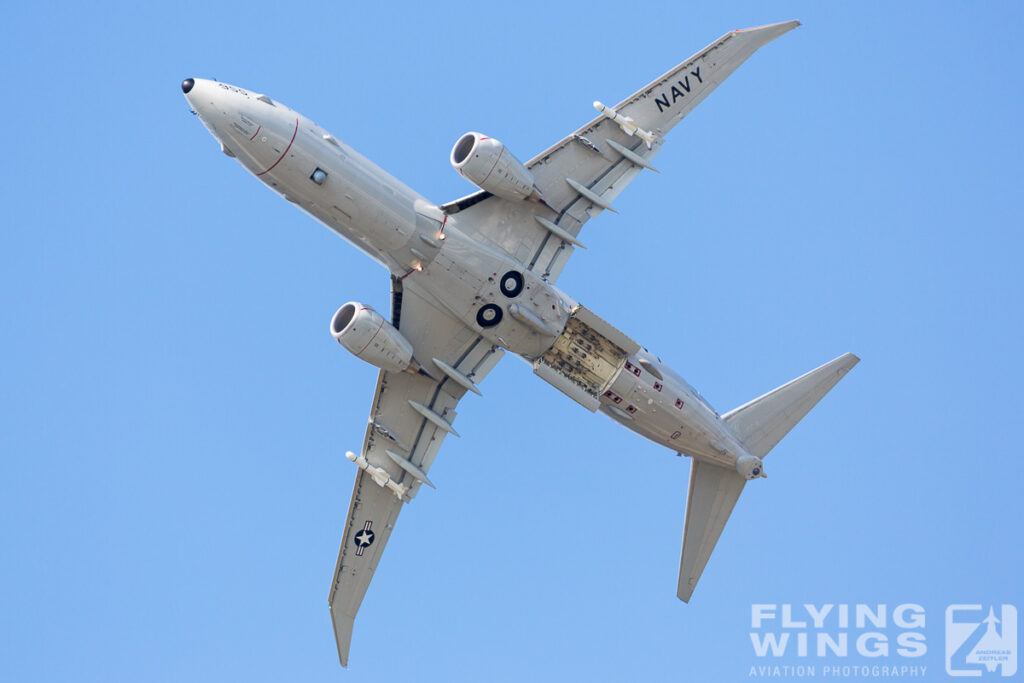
[450,132,539,202]
[735,454,767,480]
[330,302,416,374]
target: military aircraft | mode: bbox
[183,19,857,667]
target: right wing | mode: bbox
[441,21,800,284]
[328,278,504,667]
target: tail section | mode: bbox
[677,353,859,602]
[722,352,860,458]
[678,460,746,601]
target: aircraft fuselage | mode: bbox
[183,78,758,474]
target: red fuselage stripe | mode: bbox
[256,118,299,176]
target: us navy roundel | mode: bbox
[354,521,375,556]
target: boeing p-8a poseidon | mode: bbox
[183,20,857,667]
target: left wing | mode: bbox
[328,278,504,666]
[441,21,799,283]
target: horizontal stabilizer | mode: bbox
[722,353,860,458]
[678,460,745,602]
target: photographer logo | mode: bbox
[946,605,1017,677]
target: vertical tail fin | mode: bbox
[677,352,859,602]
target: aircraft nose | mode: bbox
[181,78,195,94]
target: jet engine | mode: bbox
[330,302,419,374]
[735,454,767,480]
[450,132,541,202]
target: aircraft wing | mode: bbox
[440,21,799,283]
[327,278,504,667]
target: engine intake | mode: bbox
[450,132,540,202]
[331,302,418,374]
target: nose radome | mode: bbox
[181,78,195,94]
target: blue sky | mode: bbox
[2,1,1022,681]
